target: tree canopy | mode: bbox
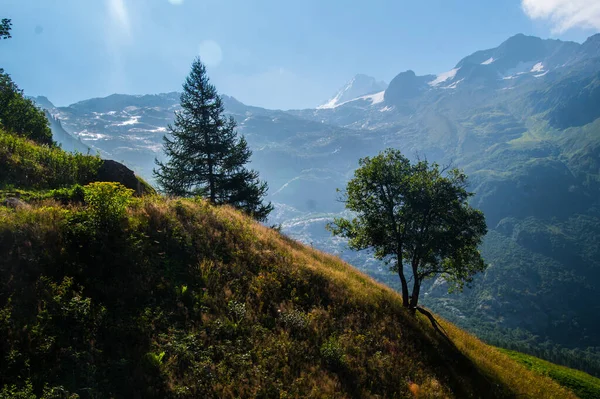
[0,70,53,146]
[328,148,487,310]
[154,58,272,221]
[0,18,11,40]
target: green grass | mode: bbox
[500,349,600,399]
[0,195,578,398]
[0,127,581,398]
[0,128,102,189]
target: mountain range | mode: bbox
[317,74,387,109]
[33,32,600,374]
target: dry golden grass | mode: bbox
[201,202,578,398]
[0,196,581,398]
[438,319,578,399]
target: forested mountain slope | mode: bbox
[35,33,600,375]
[0,128,581,398]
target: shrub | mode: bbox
[320,336,346,370]
[280,308,309,333]
[145,351,166,368]
[227,300,247,324]
[49,185,86,204]
[83,182,134,229]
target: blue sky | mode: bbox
[1,0,599,109]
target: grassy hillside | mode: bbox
[0,191,578,398]
[0,128,583,398]
[0,128,102,189]
[0,128,154,196]
[501,349,600,399]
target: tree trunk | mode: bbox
[208,161,215,203]
[410,278,421,310]
[397,251,410,307]
[409,258,421,311]
[204,129,216,203]
[398,270,410,308]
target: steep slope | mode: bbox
[500,349,600,399]
[285,34,600,373]
[0,194,577,398]
[0,128,153,196]
[45,112,92,154]
[31,33,600,377]
[0,99,588,399]
[318,74,387,109]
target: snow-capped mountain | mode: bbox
[318,74,387,109]
[378,33,600,99]
[33,33,600,362]
[421,33,597,91]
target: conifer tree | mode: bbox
[154,58,273,221]
[0,18,11,40]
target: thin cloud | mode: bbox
[107,0,131,39]
[199,40,223,68]
[522,0,600,33]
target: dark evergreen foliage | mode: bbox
[0,18,11,40]
[154,58,272,221]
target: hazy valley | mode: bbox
[33,32,600,374]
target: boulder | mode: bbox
[2,197,28,209]
[96,159,155,196]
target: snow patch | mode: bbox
[360,90,385,105]
[145,144,163,153]
[114,116,140,126]
[272,176,302,196]
[481,57,495,65]
[503,61,537,79]
[129,127,167,133]
[317,95,341,109]
[317,75,386,109]
[429,68,460,87]
[78,131,108,141]
[531,62,544,73]
[442,78,464,89]
[317,90,385,109]
[503,72,528,80]
[282,216,334,229]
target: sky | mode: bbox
[1,0,599,110]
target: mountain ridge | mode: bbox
[33,32,600,377]
[318,74,388,109]
[0,125,583,397]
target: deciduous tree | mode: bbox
[327,149,487,310]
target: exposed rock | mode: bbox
[384,70,432,103]
[2,197,28,209]
[96,159,155,196]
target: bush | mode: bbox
[49,185,86,204]
[83,182,134,229]
[320,336,346,370]
[280,308,309,333]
